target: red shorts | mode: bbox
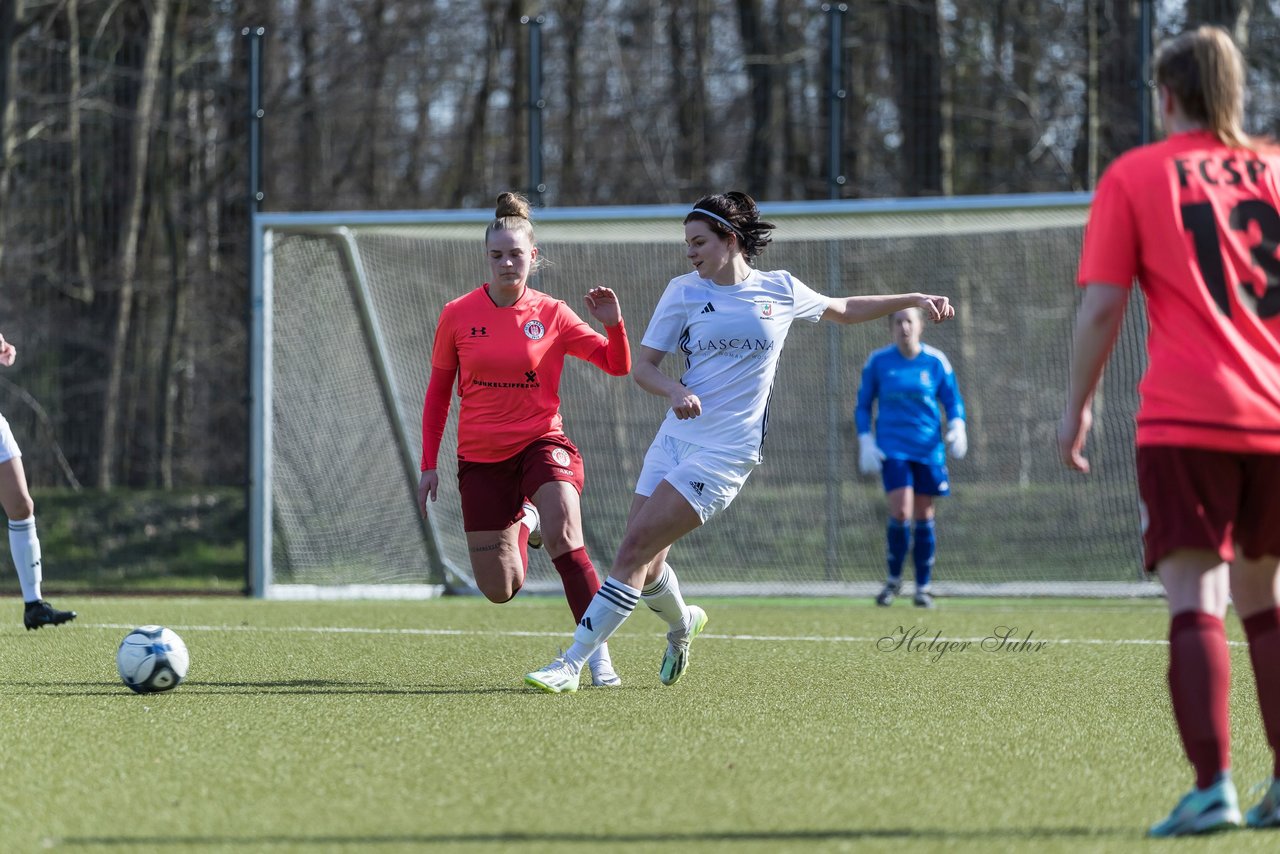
[456,435,585,532]
[1136,445,1280,572]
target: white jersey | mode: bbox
[0,412,21,464]
[641,268,829,461]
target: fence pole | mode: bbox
[824,3,847,583]
[1139,0,1154,146]
[245,25,267,597]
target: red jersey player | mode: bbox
[417,192,631,687]
[1060,26,1280,837]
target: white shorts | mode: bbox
[634,434,757,524]
[0,414,20,464]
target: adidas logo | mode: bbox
[579,616,593,631]
[689,480,705,496]
[700,302,716,314]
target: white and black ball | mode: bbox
[116,626,189,694]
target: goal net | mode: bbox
[251,195,1156,599]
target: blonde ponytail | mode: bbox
[1155,26,1254,150]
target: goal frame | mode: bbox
[248,192,1159,600]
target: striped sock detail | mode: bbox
[597,578,639,612]
[642,566,670,597]
[9,518,33,532]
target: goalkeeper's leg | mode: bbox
[878,480,913,606]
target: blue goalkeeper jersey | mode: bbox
[854,344,965,465]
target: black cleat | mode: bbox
[24,599,77,630]
[875,582,900,607]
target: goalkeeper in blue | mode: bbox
[855,307,966,608]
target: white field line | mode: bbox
[81,622,1247,647]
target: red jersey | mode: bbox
[425,284,629,464]
[1078,129,1280,452]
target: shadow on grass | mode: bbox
[5,678,532,697]
[54,827,1140,847]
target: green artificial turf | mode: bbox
[1,596,1274,853]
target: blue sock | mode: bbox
[886,519,910,585]
[913,519,936,589]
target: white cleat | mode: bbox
[524,656,580,694]
[588,656,622,688]
[659,605,708,686]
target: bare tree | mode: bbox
[99,0,170,489]
[441,1,506,207]
[558,0,587,202]
[888,0,946,195]
[1188,0,1254,50]
[736,0,775,197]
[0,0,29,271]
[667,0,710,196]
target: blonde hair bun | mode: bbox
[495,192,532,220]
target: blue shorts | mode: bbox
[881,459,950,497]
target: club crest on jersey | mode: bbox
[551,448,572,467]
[755,298,775,319]
[523,320,546,340]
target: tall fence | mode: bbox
[1,1,1276,591]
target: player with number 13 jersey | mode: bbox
[1062,27,1280,837]
[1077,112,1280,451]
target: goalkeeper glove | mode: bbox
[858,433,886,474]
[945,420,968,459]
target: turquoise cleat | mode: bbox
[1246,777,1280,829]
[1148,776,1242,837]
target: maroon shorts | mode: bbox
[457,435,586,532]
[1136,445,1280,572]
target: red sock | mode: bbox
[1242,607,1280,778]
[516,523,530,577]
[1168,611,1232,789]
[552,547,602,623]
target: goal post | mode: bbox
[249,193,1159,599]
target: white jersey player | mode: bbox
[525,191,954,693]
[0,333,76,630]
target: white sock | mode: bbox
[9,517,42,603]
[563,578,638,668]
[642,562,689,632]
[520,504,537,533]
[587,642,614,671]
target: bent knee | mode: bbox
[3,496,33,521]
[478,580,521,604]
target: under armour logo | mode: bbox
[579,616,593,631]
[700,302,716,314]
[525,370,537,383]
[689,481,705,496]
[470,326,487,336]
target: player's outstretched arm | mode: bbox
[823,293,954,325]
[633,345,701,420]
[1058,283,1129,474]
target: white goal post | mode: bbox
[248,194,1160,600]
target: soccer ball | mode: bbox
[116,626,189,694]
